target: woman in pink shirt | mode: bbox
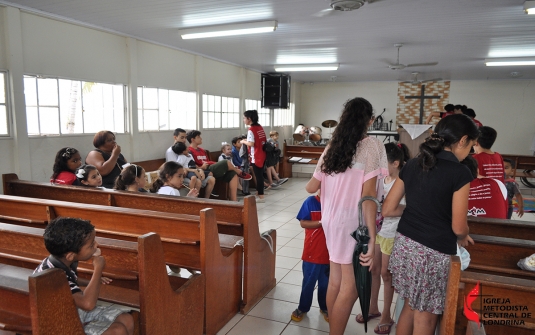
[306,97,388,335]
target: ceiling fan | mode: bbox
[402,72,442,84]
[388,44,438,70]
[313,0,380,17]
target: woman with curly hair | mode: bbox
[305,97,388,334]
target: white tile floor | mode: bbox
[217,178,398,335]
[218,177,535,335]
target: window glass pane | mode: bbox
[82,83,103,134]
[143,88,158,110]
[39,107,60,134]
[143,109,159,131]
[137,87,143,109]
[37,78,58,106]
[222,97,228,113]
[159,89,169,130]
[59,79,83,134]
[202,112,208,129]
[0,73,5,104]
[112,85,125,133]
[138,107,144,131]
[24,77,37,106]
[102,84,115,130]
[26,107,39,135]
[215,95,221,113]
[0,106,7,135]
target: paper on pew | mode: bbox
[145,170,160,191]
[517,253,535,271]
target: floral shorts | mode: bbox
[388,233,450,314]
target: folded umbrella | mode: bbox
[351,196,381,333]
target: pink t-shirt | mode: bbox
[313,136,388,264]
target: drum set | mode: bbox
[293,120,338,146]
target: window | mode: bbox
[24,75,126,136]
[273,103,295,127]
[0,72,8,136]
[244,99,270,126]
[138,87,196,131]
[202,94,240,129]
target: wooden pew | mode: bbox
[465,234,535,281]
[501,154,535,179]
[2,173,276,314]
[0,222,204,335]
[438,256,462,335]
[468,216,535,241]
[455,271,535,335]
[0,195,241,335]
[0,266,85,334]
[132,158,166,173]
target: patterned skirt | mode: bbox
[388,233,450,314]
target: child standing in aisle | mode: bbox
[356,142,409,334]
[291,190,330,324]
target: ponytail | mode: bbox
[418,114,479,171]
[150,179,165,193]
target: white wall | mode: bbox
[0,6,272,186]
[299,80,535,155]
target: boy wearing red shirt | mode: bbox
[473,126,505,183]
[291,191,330,323]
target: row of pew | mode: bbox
[0,173,277,334]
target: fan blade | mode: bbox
[388,64,406,70]
[405,62,438,68]
[422,78,443,83]
[313,8,336,17]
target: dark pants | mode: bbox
[252,164,264,195]
[507,206,514,219]
[298,261,329,312]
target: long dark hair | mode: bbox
[418,114,479,171]
[114,164,144,190]
[385,142,409,169]
[244,110,259,125]
[51,147,79,182]
[149,161,183,193]
[321,98,373,175]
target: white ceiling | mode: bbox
[3,0,535,82]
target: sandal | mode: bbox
[320,309,329,323]
[374,320,395,334]
[291,309,306,322]
[356,312,381,323]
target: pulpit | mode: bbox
[398,124,433,158]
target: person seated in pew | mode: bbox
[504,158,525,219]
[34,217,134,335]
[149,161,199,197]
[463,108,483,127]
[165,128,187,162]
[76,164,103,188]
[424,104,460,124]
[51,147,83,186]
[172,141,216,198]
[85,131,128,189]
[187,130,251,201]
[473,126,505,183]
[462,155,508,219]
[114,164,148,193]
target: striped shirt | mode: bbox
[34,256,81,294]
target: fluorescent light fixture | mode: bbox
[274,64,339,72]
[485,57,535,66]
[524,1,535,14]
[179,20,277,39]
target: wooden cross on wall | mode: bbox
[405,84,441,124]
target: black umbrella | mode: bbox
[351,196,381,333]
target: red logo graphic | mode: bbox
[464,281,480,327]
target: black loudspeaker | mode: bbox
[261,73,290,109]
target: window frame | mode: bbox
[273,102,295,127]
[23,74,128,137]
[0,71,11,137]
[201,94,241,130]
[137,86,197,132]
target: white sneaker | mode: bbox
[271,183,280,189]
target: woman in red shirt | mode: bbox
[241,110,267,203]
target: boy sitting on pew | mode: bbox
[473,126,505,183]
[462,156,508,219]
[504,158,525,219]
[34,217,134,335]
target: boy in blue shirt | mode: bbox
[291,191,330,323]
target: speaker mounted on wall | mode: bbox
[261,73,290,109]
